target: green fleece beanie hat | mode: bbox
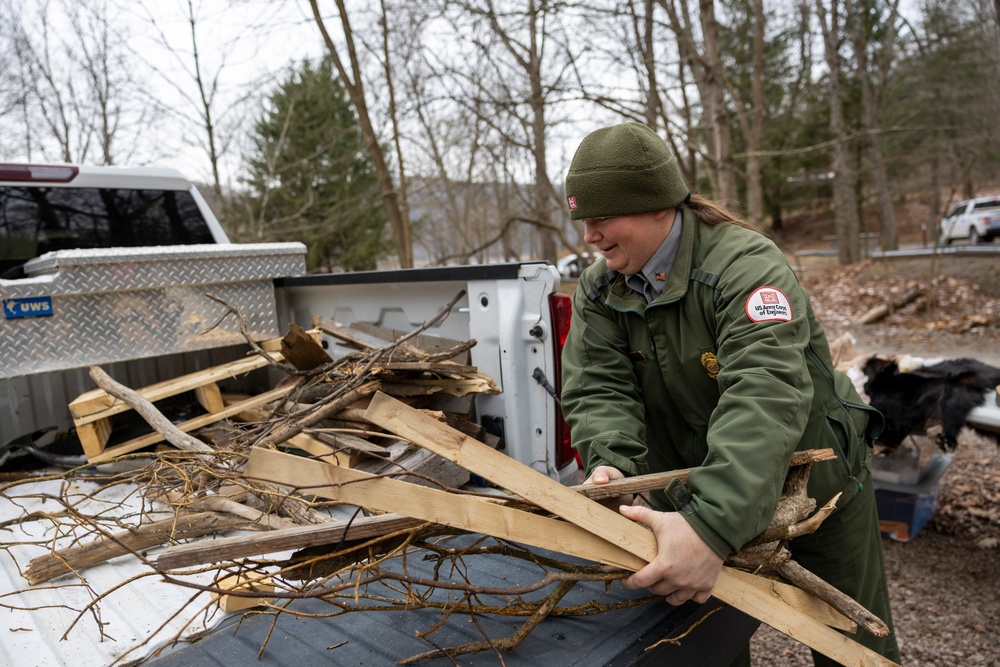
[565,122,688,221]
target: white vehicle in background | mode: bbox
[555,251,600,278]
[938,196,1000,245]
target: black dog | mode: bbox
[862,357,1000,451]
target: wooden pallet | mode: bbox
[70,347,288,463]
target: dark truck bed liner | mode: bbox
[147,535,757,666]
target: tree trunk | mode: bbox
[817,0,861,264]
[310,0,413,268]
[745,0,766,226]
[642,0,659,130]
[846,0,900,251]
[699,0,739,207]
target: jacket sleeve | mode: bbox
[683,237,815,556]
[560,276,649,477]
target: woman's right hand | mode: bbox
[583,465,635,509]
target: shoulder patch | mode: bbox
[745,286,792,322]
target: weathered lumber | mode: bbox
[375,361,479,374]
[363,392,898,667]
[70,350,281,421]
[280,323,331,370]
[379,376,499,397]
[156,513,426,570]
[245,448,646,572]
[244,448,856,637]
[349,322,469,358]
[26,511,250,585]
[313,315,425,357]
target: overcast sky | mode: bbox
[3,0,339,186]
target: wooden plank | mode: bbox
[363,392,897,667]
[312,316,392,351]
[77,418,112,459]
[244,448,647,572]
[285,433,367,467]
[377,361,479,374]
[244,448,854,638]
[157,513,425,570]
[194,383,225,414]
[70,352,280,422]
[86,386,293,463]
[281,322,332,370]
[212,571,275,612]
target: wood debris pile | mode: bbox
[0,292,901,665]
[798,261,1000,339]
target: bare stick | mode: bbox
[88,366,214,455]
[777,558,890,638]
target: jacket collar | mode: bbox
[601,208,697,311]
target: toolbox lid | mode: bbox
[23,242,307,276]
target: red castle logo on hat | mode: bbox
[567,195,577,210]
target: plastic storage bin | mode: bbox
[872,452,952,542]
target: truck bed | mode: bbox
[146,535,758,666]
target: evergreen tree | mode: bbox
[240,59,389,272]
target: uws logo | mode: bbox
[745,286,792,322]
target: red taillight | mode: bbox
[549,292,579,470]
[0,164,79,182]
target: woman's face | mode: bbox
[583,209,673,276]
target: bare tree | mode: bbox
[745,0,766,226]
[438,0,576,263]
[658,0,738,207]
[816,0,862,264]
[309,0,414,268]
[845,0,901,250]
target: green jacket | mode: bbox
[561,210,882,558]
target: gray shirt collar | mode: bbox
[624,209,683,303]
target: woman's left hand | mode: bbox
[618,504,724,605]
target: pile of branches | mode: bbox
[0,290,891,665]
[0,291,652,664]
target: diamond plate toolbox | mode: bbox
[0,243,306,378]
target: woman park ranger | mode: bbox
[559,121,900,665]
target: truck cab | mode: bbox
[0,163,229,280]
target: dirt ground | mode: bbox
[747,259,1000,665]
[750,429,1000,666]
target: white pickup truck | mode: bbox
[0,162,756,666]
[938,195,1000,245]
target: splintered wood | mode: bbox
[39,291,898,667]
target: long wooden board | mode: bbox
[245,447,646,571]
[157,512,425,570]
[244,447,853,634]
[70,352,280,422]
[364,391,898,667]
